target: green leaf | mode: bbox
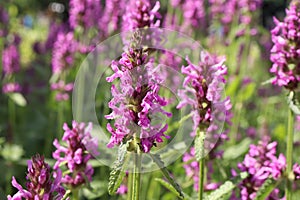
[1,144,24,162]
[150,153,184,199]
[8,93,27,107]
[108,144,128,195]
[254,178,280,200]
[227,77,241,97]
[205,172,248,200]
[287,91,300,115]
[239,82,256,101]
[195,130,205,161]
[82,180,107,199]
[155,178,181,198]
[223,138,252,160]
[49,72,60,83]
[205,181,234,200]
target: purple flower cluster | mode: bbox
[2,35,22,95]
[270,1,300,90]
[171,0,206,30]
[100,0,126,36]
[2,83,21,94]
[122,0,161,31]
[52,32,78,74]
[69,0,102,30]
[7,154,65,200]
[33,22,67,54]
[2,43,20,76]
[177,51,232,137]
[51,81,74,101]
[183,147,220,191]
[232,138,286,199]
[53,121,99,188]
[209,0,262,37]
[106,48,171,153]
[293,163,300,180]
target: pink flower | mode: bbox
[7,154,66,200]
[106,48,171,153]
[270,1,300,90]
[52,121,99,188]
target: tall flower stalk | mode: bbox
[177,52,231,199]
[106,1,165,199]
[270,1,300,199]
[106,46,171,199]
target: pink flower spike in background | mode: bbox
[7,154,66,200]
[52,121,99,188]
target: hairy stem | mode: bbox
[198,158,205,200]
[132,150,141,200]
[286,108,294,200]
[72,188,79,200]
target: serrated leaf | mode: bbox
[195,130,205,161]
[205,172,248,200]
[205,181,234,200]
[108,144,128,195]
[8,93,27,107]
[254,178,280,200]
[287,91,300,115]
[155,178,181,197]
[150,153,184,199]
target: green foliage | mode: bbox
[155,178,183,199]
[83,180,107,199]
[150,153,184,198]
[1,143,24,162]
[287,91,300,115]
[204,172,248,200]
[195,130,205,161]
[8,93,27,107]
[254,178,279,200]
[223,138,251,160]
[108,144,128,195]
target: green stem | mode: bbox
[285,108,294,200]
[57,102,64,138]
[196,129,206,200]
[132,150,141,200]
[72,188,79,200]
[8,98,16,138]
[127,172,133,200]
[198,158,205,200]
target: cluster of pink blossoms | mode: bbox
[106,48,171,153]
[177,51,232,137]
[231,138,286,199]
[50,81,74,101]
[52,32,78,74]
[69,0,102,30]
[122,0,161,31]
[7,155,66,200]
[270,1,300,90]
[53,121,99,187]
